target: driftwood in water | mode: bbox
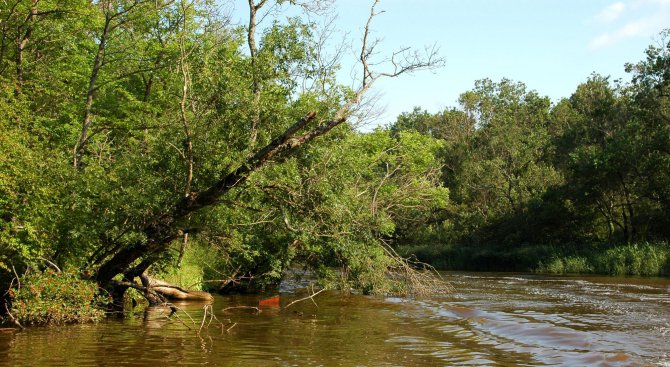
[139,274,213,303]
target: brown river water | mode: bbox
[0,272,668,366]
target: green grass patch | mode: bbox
[156,241,216,291]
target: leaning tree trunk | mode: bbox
[93,111,350,303]
[90,0,439,305]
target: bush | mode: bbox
[9,270,107,325]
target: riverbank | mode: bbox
[402,241,670,276]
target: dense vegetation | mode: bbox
[0,0,445,319]
[1,0,669,325]
[392,33,670,275]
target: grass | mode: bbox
[402,241,670,276]
[536,256,593,274]
[592,242,670,276]
[157,242,211,291]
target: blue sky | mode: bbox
[231,0,670,126]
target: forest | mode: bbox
[0,0,669,325]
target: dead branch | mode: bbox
[357,0,444,95]
[3,303,24,330]
[11,264,21,290]
[222,306,260,313]
[379,239,453,297]
[280,286,326,312]
[140,274,214,302]
[192,304,229,335]
[161,303,195,330]
[226,322,237,332]
[37,257,61,273]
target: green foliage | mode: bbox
[404,241,670,277]
[391,78,562,249]
[182,127,450,294]
[534,242,670,276]
[0,0,455,306]
[9,271,107,325]
[594,242,670,276]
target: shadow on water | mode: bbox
[0,273,669,366]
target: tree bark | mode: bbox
[142,275,213,302]
[177,232,188,268]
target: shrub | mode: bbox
[9,270,107,325]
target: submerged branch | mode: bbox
[280,286,326,312]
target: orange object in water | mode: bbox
[259,295,280,307]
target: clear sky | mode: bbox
[231,0,670,127]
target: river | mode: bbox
[0,272,668,366]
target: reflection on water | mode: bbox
[0,273,668,366]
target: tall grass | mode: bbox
[592,242,670,276]
[529,242,670,275]
[402,241,670,276]
[536,256,593,274]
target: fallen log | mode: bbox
[140,274,213,302]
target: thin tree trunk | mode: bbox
[14,0,38,96]
[177,232,188,268]
[618,173,636,243]
[620,200,629,243]
[247,0,266,149]
[179,0,194,197]
[74,13,112,168]
[177,1,193,269]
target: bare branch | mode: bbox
[357,0,444,91]
[3,303,24,330]
[360,0,381,87]
[280,286,327,311]
[37,257,61,273]
[222,306,260,313]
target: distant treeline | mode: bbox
[391,34,670,274]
